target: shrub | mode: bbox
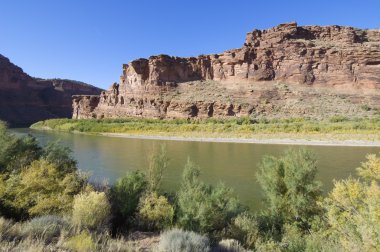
[64,230,96,252]
[229,212,259,249]
[280,224,306,252]
[147,145,169,193]
[22,215,70,242]
[72,190,111,230]
[256,149,323,230]
[361,104,371,111]
[4,159,85,218]
[177,159,243,239]
[42,141,77,174]
[0,124,41,173]
[158,228,210,252]
[323,153,380,251]
[254,239,281,252]
[136,192,174,231]
[357,153,380,180]
[0,123,85,220]
[214,239,247,252]
[329,115,348,123]
[304,233,340,252]
[110,171,147,228]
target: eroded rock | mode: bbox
[73,22,380,120]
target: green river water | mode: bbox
[11,128,380,211]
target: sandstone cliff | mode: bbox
[0,54,103,126]
[73,22,380,120]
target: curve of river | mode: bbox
[11,128,380,210]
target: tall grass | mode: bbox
[31,117,380,140]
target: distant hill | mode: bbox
[0,54,103,126]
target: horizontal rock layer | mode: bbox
[73,22,380,120]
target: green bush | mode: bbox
[328,115,348,123]
[0,122,41,173]
[158,228,210,252]
[110,171,147,228]
[254,239,281,252]
[256,149,323,230]
[147,145,169,193]
[177,159,243,239]
[42,141,77,174]
[136,192,174,231]
[22,215,70,242]
[303,233,340,252]
[72,190,111,230]
[229,212,259,249]
[280,224,306,252]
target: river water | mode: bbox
[11,128,380,210]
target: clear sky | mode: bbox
[1,0,379,89]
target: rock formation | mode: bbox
[0,54,103,126]
[73,22,380,120]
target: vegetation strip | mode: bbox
[31,117,380,143]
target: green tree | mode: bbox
[177,159,242,239]
[256,149,323,231]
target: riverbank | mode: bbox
[30,117,380,146]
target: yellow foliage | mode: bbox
[357,153,380,181]
[64,231,96,252]
[72,190,111,229]
[324,153,380,251]
[13,159,82,216]
[137,192,174,230]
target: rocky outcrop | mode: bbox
[0,54,103,126]
[73,22,380,120]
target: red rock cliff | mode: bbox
[73,22,380,120]
[0,54,103,126]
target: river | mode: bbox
[11,128,380,210]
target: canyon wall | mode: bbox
[0,54,103,126]
[73,22,380,120]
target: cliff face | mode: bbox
[0,54,103,126]
[73,22,380,120]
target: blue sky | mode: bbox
[1,0,379,89]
